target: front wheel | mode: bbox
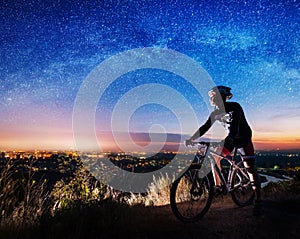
[230,165,255,207]
[170,165,214,222]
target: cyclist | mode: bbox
[186,85,263,216]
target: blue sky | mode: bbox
[0,0,299,150]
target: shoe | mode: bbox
[253,200,264,216]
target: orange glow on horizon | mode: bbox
[253,136,300,150]
[1,133,299,152]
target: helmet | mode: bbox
[208,86,233,100]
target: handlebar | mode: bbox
[185,140,222,148]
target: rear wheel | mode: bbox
[230,166,255,207]
[170,165,214,222]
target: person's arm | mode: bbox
[190,112,215,141]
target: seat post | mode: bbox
[233,147,238,158]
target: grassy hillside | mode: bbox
[0,161,300,239]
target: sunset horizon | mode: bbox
[1,130,299,152]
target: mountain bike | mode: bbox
[170,141,255,222]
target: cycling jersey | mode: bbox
[191,102,252,147]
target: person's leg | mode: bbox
[240,140,263,215]
[211,146,231,188]
[242,156,261,200]
[212,140,234,187]
[240,141,261,200]
[211,153,222,186]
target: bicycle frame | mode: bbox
[197,143,249,193]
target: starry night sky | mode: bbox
[1,0,299,150]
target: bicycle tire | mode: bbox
[170,165,214,222]
[230,165,255,207]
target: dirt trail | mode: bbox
[3,185,299,239]
[120,193,300,239]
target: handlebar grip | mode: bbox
[185,141,221,147]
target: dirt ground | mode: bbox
[114,191,300,239]
[2,184,300,239]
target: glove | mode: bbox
[185,138,193,146]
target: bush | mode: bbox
[0,160,48,229]
[50,165,107,212]
[121,173,175,206]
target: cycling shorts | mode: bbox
[223,137,254,156]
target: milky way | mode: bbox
[0,0,299,150]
